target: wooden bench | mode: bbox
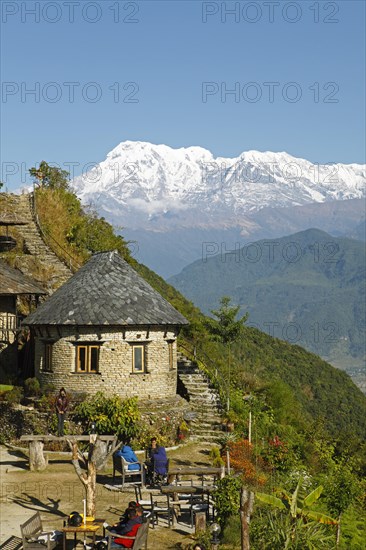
[112,454,145,488]
[20,512,59,550]
[106,520,149,550]
[20,435,116,471]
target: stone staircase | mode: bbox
[0,193,73,292]
[177,352,225,442]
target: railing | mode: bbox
[29,191,81,273]
[0,314,21,343]
[178,339,230,411]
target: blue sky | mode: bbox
[1,0,365,190]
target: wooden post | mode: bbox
[195,511,206,534]
[240,486,255,550]
[29,440,48,471]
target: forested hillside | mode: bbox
[168,229,366,376]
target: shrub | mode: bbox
[73,392,140,439]
[213,475,242,528]
[24,377,41,397]
[3,386,24,404]
[209,446,225,467]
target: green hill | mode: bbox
[168,229,366,378]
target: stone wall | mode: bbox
[33,325,178,399]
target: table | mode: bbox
[161,484,214,496]
[161,485,214,527]
[167,466,225,484]
[62,520,104,550]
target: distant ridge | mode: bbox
[168,228,366,392]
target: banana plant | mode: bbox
[257,478,338,548]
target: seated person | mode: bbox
[111,508,143,548]
[119,501,138,524]
[146,436,158,462]
[145,438,168,484]
[115,444,140,471]
[153,445,168,478]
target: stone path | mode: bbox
[177,353,224,442]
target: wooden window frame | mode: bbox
[167,340,174,370]
[44,342,53,372]
[132,344,145,373]
[75,344,100,374]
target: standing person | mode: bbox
[55,387,68,436]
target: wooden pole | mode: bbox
[240,486,255,550]
[29,440,48,471]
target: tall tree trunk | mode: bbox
[86,461,97,517]
[68,436,119,520]
[240,486,255,550]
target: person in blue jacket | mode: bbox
[116,444,140,471]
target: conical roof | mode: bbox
[23,251,188,326]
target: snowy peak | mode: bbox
[72,141,366,229]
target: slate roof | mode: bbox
[23,251,188,326]
[0,260,46,296]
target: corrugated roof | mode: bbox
[23,251,188,326]
[0,260,47,295]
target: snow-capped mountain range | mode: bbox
[71,141,366,277]
[72,141,366,230]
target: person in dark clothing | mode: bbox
[146,437,158,461]
[55,388,68,436]
[153,445,168,477]
[113,508,143,548]
[145,437,168,485]
[119,501,138,524]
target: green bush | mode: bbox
[221,514,241,547]
[4,386,24,404]
[24,377,41,397]
[73,392,140,439]
[209,446,225,467]
[213,475,242,528]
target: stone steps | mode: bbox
[2,193,73,292]
[178,353,224,441]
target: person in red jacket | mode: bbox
[113,508,143,548]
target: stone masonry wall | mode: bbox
[33,325,178,399]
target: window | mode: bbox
[44,343,53,372]
[132,344,145,373]
[168,340,174,370]
[76,345,100,373]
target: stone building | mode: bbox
[23,251,188,398]
[0,260,46,380]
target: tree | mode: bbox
[29,161,70,190]
[67,435,120,517]
[205,296,248,344]
[324,467,360,547]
